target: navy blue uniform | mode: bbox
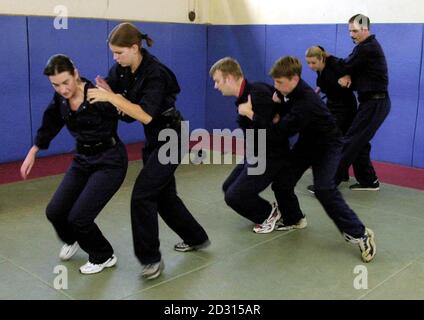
[36,79,128,264]
[316,55,357,180]
[222,80,303,224]
[273,79,365,238]
[335,35,391,186]
[106,49,209,265]
[317,56,357,134]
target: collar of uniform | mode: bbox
[358,34,375,47]
[131,48,154,77]
[286,78,307,100]
[235,79,250,106]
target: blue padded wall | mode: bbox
[170,24,207,131]
[413,26,424,168]
[266,24,337,88]
[206,25,266,131]
[28,17,109,157]
[336,24,422,166]
[1,13,424,170]
[0,17,32,163]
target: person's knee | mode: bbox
[45,201,62,222]
[224,188,241,208]
[67,215,93,234]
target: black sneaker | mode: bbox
[174,239,211,252]
[307,185,315,194]
[349,180,380,191]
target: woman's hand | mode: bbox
[95,76,112,92]
[20,146,39,180]
[87,87,112,103]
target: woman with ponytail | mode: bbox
[87,22,209,280]
[305,46,357,189]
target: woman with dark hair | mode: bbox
[305,46,357,190]
[87,22,209,280]
[21,54,129,274]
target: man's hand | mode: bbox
[272,114,281,124]
[272,91,282,103]
[338,75,352,88]
[238,95,254,120]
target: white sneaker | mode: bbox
[59,242,79,261]
[79,254,117,275]
[253,203,281,234]
[275,217,308,231]
[141,260,164,280]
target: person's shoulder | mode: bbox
[250,82,274,95]
[295,81,321,103]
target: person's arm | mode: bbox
[21,97,65,179]
[20,145,39,179]
[274,98,312,137]
[88,69,171,125]
[87,88,153,124]
[34,96,65,149]
[336,45,370,75]
[237,94,277,129]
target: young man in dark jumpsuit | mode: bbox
[21,54,129,274]
[87,22,209,280]
[209,57,305,234]
[335,14,391,190]
[239,56,376,262]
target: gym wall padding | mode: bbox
[1,14,424,170]
[265,24,338,87]
[336,24,423,166]
[206,25,267,132]
[413,26,424,168]
[28,17,109,157]
[0,16,32,163]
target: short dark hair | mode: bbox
[269,56,302,79]
[43,54,75,76]
[349,14,370,30]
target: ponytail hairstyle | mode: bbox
[108,22,153,51]
[305,45,330,63]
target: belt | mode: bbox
[359,92,387,102]
[77,137,117,156]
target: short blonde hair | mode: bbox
[209,57,244,80]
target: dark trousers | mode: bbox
[131,146,209,265]
[336,97,391,185]
[46,142,128,264]
[223,156,303,224]
[328,101,357,181]
[279,139,365,237]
